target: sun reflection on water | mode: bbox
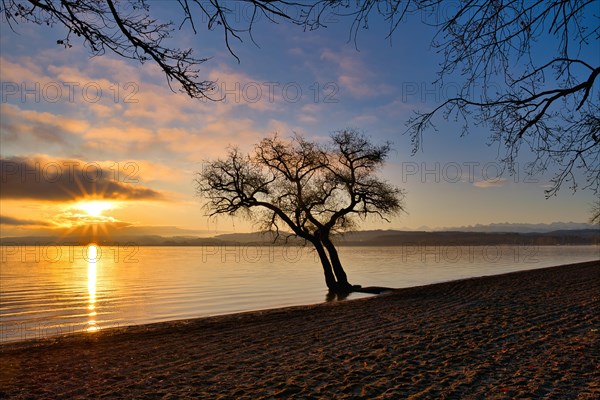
[86,244,99,333]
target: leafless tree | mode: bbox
[195,129,405,293]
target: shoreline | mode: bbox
[1,260,599,398]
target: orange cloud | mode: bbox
[1,103,89,140]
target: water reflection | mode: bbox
[86,245,99,333]
[1,245,597,343]
[325,290,351,302]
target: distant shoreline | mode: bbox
[1,228,599,247]
[1,260,598,398]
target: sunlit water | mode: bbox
[1,244,598,343]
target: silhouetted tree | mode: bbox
[195,130,405,293]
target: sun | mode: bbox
[57,200,119,241]
[55,199,119,230]
[77,200,114,217]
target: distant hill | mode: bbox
[0,235,221,247]
[434,222,597,233]
[335,229,600,246]
[212,231,298,243]
[1,229,598,246]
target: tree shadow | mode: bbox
[325,290,351,302]
[325,285,397,302]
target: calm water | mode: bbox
[1,244,598,342]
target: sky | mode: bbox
[0,1,597,238]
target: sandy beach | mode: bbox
[1,260,598,399]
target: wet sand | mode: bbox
[1,260,599,399]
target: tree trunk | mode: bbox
[310,239,338,291]
[321,237,351,290]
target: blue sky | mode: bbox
[0,2,597,237]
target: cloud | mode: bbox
[0,53,197,130]
[320,49,394,98]
[379,98,424,114]
[1,52,287,163]
[288,47,305,57]
[1,100,265,162]
[350,114,378,125]
[124,159,188,184]
[155,118,266,160]
[82,125,156,153]
[0,103,89,146]
[0,215,52,226]
[296,103,322,124]
[0,156,165,201]
[207,67,281,112]
[0,55,49,84]
[473,178,508,188]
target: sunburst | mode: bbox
[50,168,123,243]
[76,200,114,217]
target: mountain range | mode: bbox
[1,227,598,246]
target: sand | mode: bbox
[1,260,598,399]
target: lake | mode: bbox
[1,244,598,343]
